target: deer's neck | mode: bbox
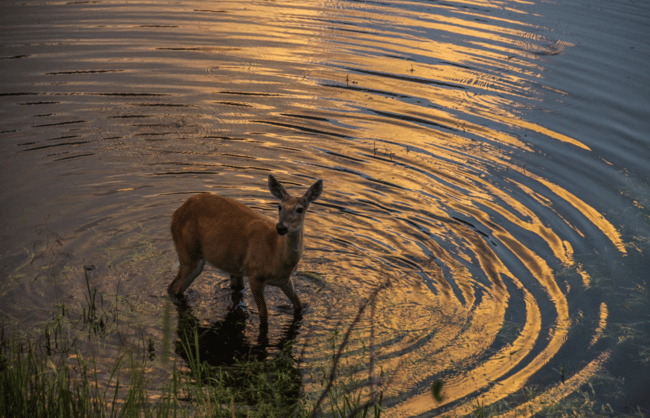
[281,229,303,267]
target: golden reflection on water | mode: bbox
[589,302,608,349]
[536,177,627,254]
[161,0,621,413]
[276,0,621,414]
[498,350,612,418]
[487,112,591,151]
[0,0,631,416]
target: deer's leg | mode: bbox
[279,278,302,315]
[168,258,205,296]
[169,217,205,296]
[249,277,268,328]
[230,275,244,291]
[230,275,245,306]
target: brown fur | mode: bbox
[168,175,323,327]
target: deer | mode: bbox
[168,174,323,329]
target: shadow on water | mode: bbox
[172,291,302,408]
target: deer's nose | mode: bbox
[276,223,289,235]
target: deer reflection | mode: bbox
[171,292,302,407]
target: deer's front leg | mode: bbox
[230,275,244,291]
[279,278,302,316]
[249,277,268,329]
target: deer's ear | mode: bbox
[268,174,289,200]
[304,179,323,203]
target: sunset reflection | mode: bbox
[1,0,641,416]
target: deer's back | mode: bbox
[171,193,276,275]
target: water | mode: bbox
[1,0,649,416]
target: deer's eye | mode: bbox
[296,207,304,214]
[278,205,282,211]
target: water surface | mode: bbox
[1,0,649,416]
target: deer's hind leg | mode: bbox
[168,221,205,296]
[168,258,205,296]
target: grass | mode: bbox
[0,274,387,418]
[0,333,119,418]
[1,320,384,418]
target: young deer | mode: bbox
[168,174,323,328]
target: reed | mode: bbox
[0,292,386,418]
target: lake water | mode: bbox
[1,0,649,416]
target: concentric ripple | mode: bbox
[1,0,648,416]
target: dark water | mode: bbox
[1,0,649,416]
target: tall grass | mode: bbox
[0,335,114,417]
[0,285,386,418]
[0,325,383,418]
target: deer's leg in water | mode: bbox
[168,258,205,295]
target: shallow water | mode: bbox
[1,0,649,416]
